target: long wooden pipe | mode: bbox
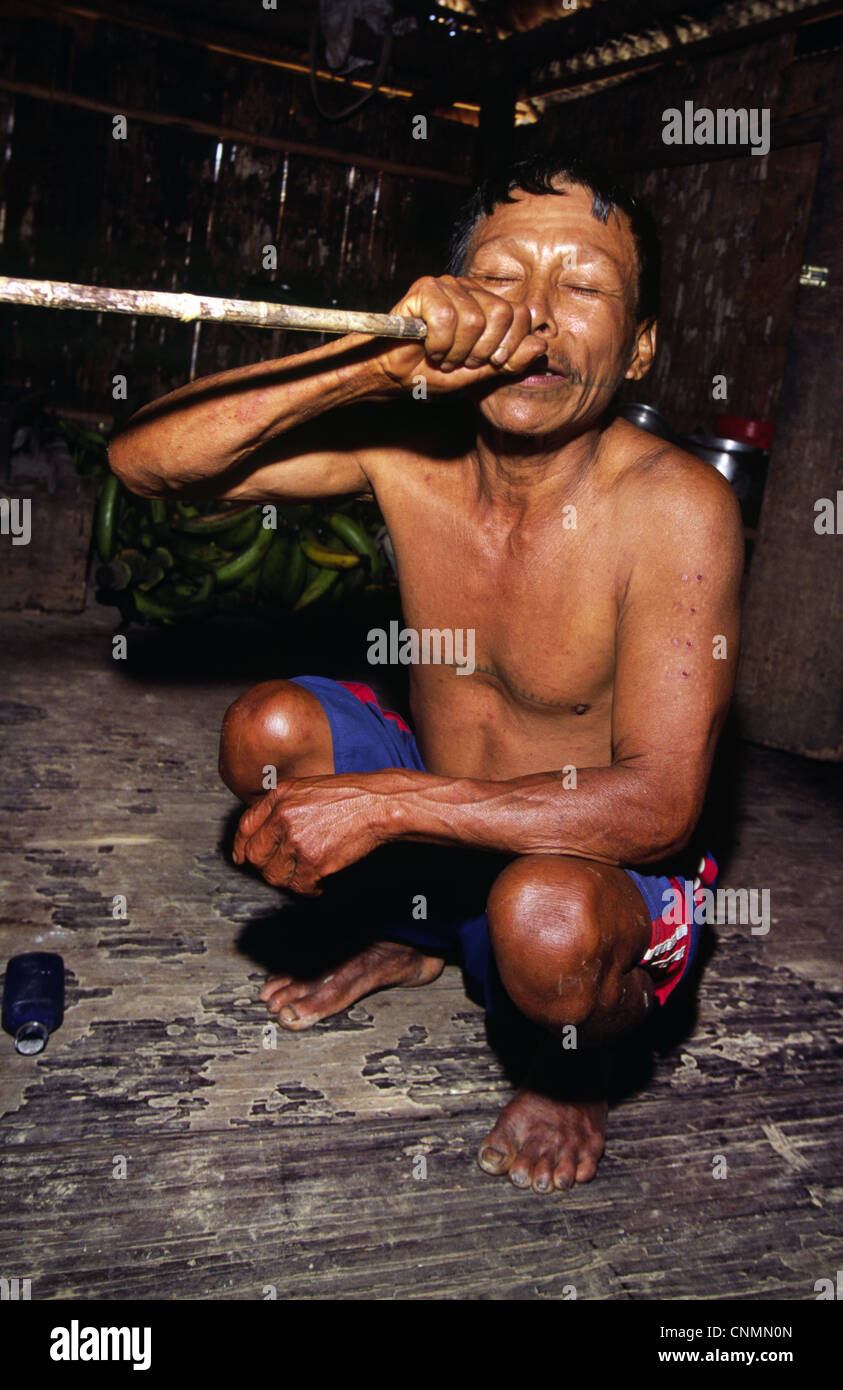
[0,275,428,340]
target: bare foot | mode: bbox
[258,939,444,1030]
[478,1041,608,1194]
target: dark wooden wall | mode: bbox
[527,32,836,435]
[1,4,836,441]
[0,3,473,419]
[736,43,843,760]
[1,3,837,443]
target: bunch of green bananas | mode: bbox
[93,474,388,624]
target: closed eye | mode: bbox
[567,285,600,296]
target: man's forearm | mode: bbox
[108,333,384,496]
[368,764,697,867]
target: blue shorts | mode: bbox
[291,675,716,1017]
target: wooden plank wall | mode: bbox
[1,6,834,442]
[0,4,473,417]
[529,33,836,435]
[736,44,843,760]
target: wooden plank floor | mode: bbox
[1,605,841,1300]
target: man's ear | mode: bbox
[625,318,657,380]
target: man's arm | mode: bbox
[107,278,545,501]
[233,458,743,892]
[109,335,384,501]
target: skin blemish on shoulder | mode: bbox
[573,703,589,715]
[681,670,689,678]
[681,574,690,582]
[671,637,680,647]
[689,606,697,615]
[686,640,693,648]
[696,573,704,582]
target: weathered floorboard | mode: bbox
[0,608,841,1300]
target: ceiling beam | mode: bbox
[501,0,720,77]
[0,75,472,183]
[525,0,843,101]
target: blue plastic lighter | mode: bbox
[2,952,64,1054]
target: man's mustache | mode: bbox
[528,352,582,384]
[510,352,615,393]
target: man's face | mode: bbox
[462,181,655,437]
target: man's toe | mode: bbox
[264,982,309,1014]
[552,1156,577,1190]
[276,993,328,1029]
[259,974,293,1000]
[575,1155,600,1183]
[477,1142,512,1174]
[507,1152,534,1188]
[531,1158,554,1194]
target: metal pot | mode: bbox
[616,402,675,441]
[679,431,769,526]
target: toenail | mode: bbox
[534,1178,549,1191]
[510,1171,528,1187]
[481,1147,505,1166]
[279,1005,299,1022]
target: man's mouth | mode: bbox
[511,355,576,388]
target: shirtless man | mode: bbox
[110,155,743,1194]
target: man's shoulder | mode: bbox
[610,420,742,537]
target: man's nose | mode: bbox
[521,280,556,338]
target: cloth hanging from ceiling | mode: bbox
[319,0,395,73]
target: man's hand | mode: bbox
[231,774,388,895]
[375,275,546,394]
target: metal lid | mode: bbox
[618,402,672,427]
[14,1021,48,1055]
[685,432,762,456]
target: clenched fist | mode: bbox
[232,774,389,896]
[375,275,547,393]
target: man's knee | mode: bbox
[219,679,331,800]
[486,855,607,1026]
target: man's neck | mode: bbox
[469,416,608,521]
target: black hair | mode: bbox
[446,152,661,325]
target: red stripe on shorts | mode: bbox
[338,681,412,734]
[646,876,691,1005]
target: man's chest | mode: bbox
[386,505,619,713]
